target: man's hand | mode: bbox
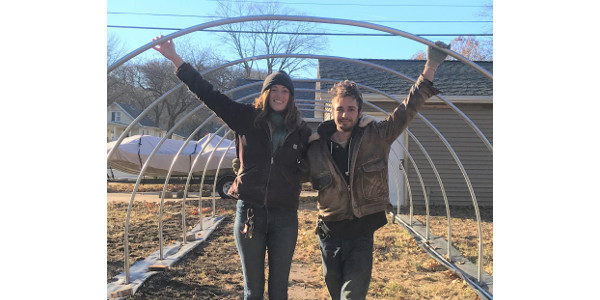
[425,41,451,72]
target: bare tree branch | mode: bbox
[214,0,328,78]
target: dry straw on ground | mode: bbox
[107,189,491,299]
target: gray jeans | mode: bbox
[318,232,374,300]
[234,200,299,300]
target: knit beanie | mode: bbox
[261,70,294,96]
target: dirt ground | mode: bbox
[107,193,491,299]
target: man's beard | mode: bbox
[336,118,357,132]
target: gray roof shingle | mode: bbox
[318,59,493,97]
[113,102,159,127]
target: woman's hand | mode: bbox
[152,35,184,68]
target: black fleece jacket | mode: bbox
[176,63,311,210]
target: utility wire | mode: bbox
[107,25,492,37]
[204,0,490,8]
[108,11,492,24]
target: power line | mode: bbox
[107,11,492,24]
[108,12,218,18]
[107,25,493,37]
[205,0,490,8]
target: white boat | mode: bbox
[107,134,237,198]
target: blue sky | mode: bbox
[107,0,492,77]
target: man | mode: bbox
[305,41,450,299]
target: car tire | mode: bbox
[216,175,236,199]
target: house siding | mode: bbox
[403,103,493,207]
[107,103,185,141]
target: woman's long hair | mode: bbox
[253,89,301,130]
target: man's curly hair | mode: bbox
[329,80,363,111]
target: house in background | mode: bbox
[317,59,493,207]
[107,102,185,142]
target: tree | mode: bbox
[107,33,126,67]
[108,33,133,106]
[410,36,492,61]
[107,36,242,140]
[450,36,492,61]
[214,0,327,78]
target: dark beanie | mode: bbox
[261,70,294,96]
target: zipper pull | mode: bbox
[271,157,274,165]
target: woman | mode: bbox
[152,36,311,300]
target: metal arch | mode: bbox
[388,141,430,237]
[107,15,492,81]
[344,81,484,281]
[108,54,491,158]
[116,93,224,277]
[141,99,457,276]
[141,88,437,268]
[155,86,272,260]
[227,84,459,257]
[107,17,493,151]
[156,113,219,247]
[196,127,233,226]
[222,80,460,265]
[180,125,229,232]
[137,74,451,267]
[168,53,493,152]
[157,113,219,255]
[290,78,482,281]
[202,53,493,152]
[107,25,492,288]
[405,130,453,259]
[115,78,483,283]
[120,103,206,282]
[211,138,236,215]
[415,109,484,281]
[215,80,466,245]
[106,81,184,162]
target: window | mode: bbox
[111,111,121,123]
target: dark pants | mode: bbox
[318,232,374,300]
[234,200,299,300]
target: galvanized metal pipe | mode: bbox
[107,15,492,81]
[156,107,213,258]
[235,82,457,264]
[196,128,232,220]
[199,54,493,152]
[354,82,484,281]
[319,79,481,279]
[181,126,229,231]
[106,82,184,162]
[211,138,236,216]
[158,113,218,252]
[119,98,201,282]
[406,130,453,261]
[222,81,463,250]
[416,115,484,281]
[109,49,490,286]
[206,55,492,152]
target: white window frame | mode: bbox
[111,111,121,123]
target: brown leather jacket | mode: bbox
[306,75,439,221]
